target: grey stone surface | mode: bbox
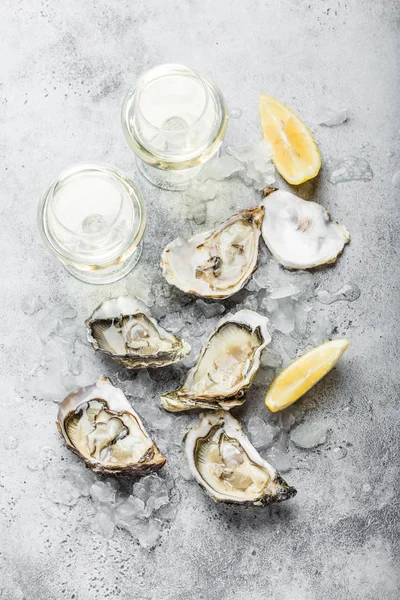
[1,1,399,599]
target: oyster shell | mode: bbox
[184,411,297,505]
[161,310,270,412]
[161,207,264,299]
[261,187,350,269]
[85,296,190,368]
[57,377,166,475]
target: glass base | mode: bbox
[137,159,204,191]
[63,241,143,284]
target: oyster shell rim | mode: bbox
[184,410,297,505]
[57,376,167,476]
[160,206,265,300]
[260,186,350,270]
[85,295,191,369]
[161,309,271,412]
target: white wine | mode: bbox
[38,164,146,284]
[121,64,228,190]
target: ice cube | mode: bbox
[164,415,191,447]
[127,496,147,519]
[200,155,242,181]
[195,299,225,318]
[309,313,333,346]
[188,201,207,225]
[267,451,291,473]
[259,295,278,314]
[293,300,313,337]
[244,294,259,311]
[138,401,173,430]
[283,336,298,359]
[67,463,96,496]
[317,106,348,127]
[56,318,79,341]
[125,268,154,307]
[132,474,169,519]
[30,374,67,403]
[247,417,278,448]
[391,170,400,188]
[290,422,327,448]
[90,481,117,505]
[37,445,56,470]
[253,366,276,388]
[45,479,81,506]
[137,519,162,550]
[244,278,260,293]
[68,355,83,376]
[52,303,77,320]
[94,510,115,539]
[269,282,299,300]
[260,348,282,369]
[327,156,373,184]
[270,300,295,334]
[316,282,361,304]
[160,312,184,334]
[38,315,60,341]
[226,139,275,190]
[114,499,145,528]
[278,411,296,432]
[21,296,45,315]
[186,180,217,201]
[229,107,242,119]
[125,369,153,399]
[290,271,314,299]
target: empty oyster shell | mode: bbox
[161,207,264,299]
[86,296,190,368]
[185,411,297,505]
[161,310,270,412]
[57,377,166,475]
[261,187,350,269]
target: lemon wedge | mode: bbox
[258,94,322,185]
[265,339,349,412]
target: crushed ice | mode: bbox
[327,156,373,184]
[290,422,327,449]
[317,282,361,304]
[317,106,348,127]
[44,453,176,550]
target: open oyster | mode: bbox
[86,296,190,368]
[161,207,264,299]
[185,411,297,505]
[161,310,270,412]
[57,377,166,475]
[261,187,350,269]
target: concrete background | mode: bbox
[1,1,399,599]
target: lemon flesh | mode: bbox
[265,339,349,412]
[258,94,321,185]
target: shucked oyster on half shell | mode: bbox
[185,411,297,505]
[161,310,270,412]
[86,296,190,369]
[57,377,166,475]
[261,187,350,269]
[161,207,264,299]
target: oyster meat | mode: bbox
[86,296,190,368]
[161,207,264,299]
[261,187,350,269]
[161,310,270,412]
[184,411,297,505]
[57,377,166,475]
